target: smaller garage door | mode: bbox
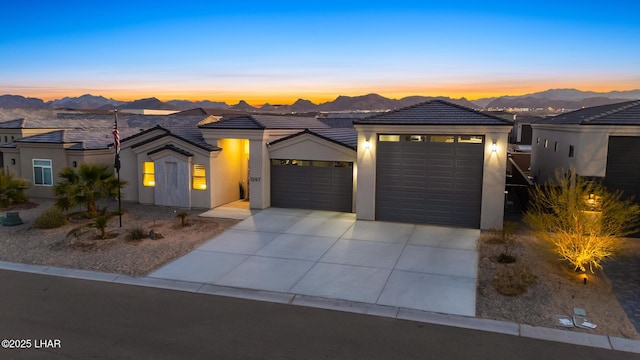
[605,136,640,203]
[271,160,353,212]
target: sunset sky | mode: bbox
[1,1,638,105]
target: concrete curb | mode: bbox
[1,261,638,354]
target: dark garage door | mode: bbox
[605,136,640,203]
[271,160,353,212]
[376,134,484,228]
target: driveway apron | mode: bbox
[149,207,480,317]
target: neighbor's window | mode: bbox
[544,139,548,148]
[554,141,558,152]
[33,159,53,186]
[536,137,540,145]
[193,164,207,190]
[143,161,155,187]
[569,145,574,158]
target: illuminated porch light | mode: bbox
[362,140,372,150]
[490,143,497,153]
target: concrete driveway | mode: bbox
[149,207,479,316]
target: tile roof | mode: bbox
[355,100,513,125]
[147,144,194,157]
[124,125,219,152]
[317,117,357,128]
[199,114,330,130]
[267,128,357,150]
[199,115,264,129]
[13,128,124,150]
[1,111,218,151]
[535,100,640,125]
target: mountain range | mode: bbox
[0,89,638,113]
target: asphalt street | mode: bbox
[0,269,635,360]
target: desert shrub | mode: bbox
[67,207,115,239]
[176,211,189,227]
[128,226,147,241]
[495,221,519,262]
[0,169,29,208]
[34,207,68,229]
[525,170,640,272]
[492,266,537,296]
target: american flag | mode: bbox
[112,127,120,154]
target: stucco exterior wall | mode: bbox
[121,131,216,209]
[354,124,511,230]
[2,148,20,175]
[210,138,246,208]
[17,144,67,198]
[268,135,356,162]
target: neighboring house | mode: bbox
[0,110,220,200]
[530,100,640,203]
[1,100,514,230]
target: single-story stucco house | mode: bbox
[531,100,640,203]
[1,100,514,230]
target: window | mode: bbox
[3,136,6,142]
[458,136,483,144]
[429,135,455,143]
[378,134,400,142]
[569,145,574,158]
[193,164,207,190]
[544,139,548,148]
[536,137,540,145]
[405,135,424,142]
[33,159,53,186]
[554,141,558,152]
[143,162,155,187]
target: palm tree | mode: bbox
[54,163,125,217]
[0,169,29,208]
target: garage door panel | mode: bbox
[376,135,483,228]
[605,136,640,202]
[271,161,353,212]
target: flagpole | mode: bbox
[114,109,122,227]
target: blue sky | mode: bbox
[1,1,638,104]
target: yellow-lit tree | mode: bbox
[525,170,640,273]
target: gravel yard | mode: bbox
[0,199,239,276]
[477,227,640,339]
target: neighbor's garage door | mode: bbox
[376,134,484,228]
[271,160,353,212]
[605,136,640,203]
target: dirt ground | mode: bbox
[476,225,640,339]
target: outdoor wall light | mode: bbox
[363,140,372,150]
[490,143,497,153]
